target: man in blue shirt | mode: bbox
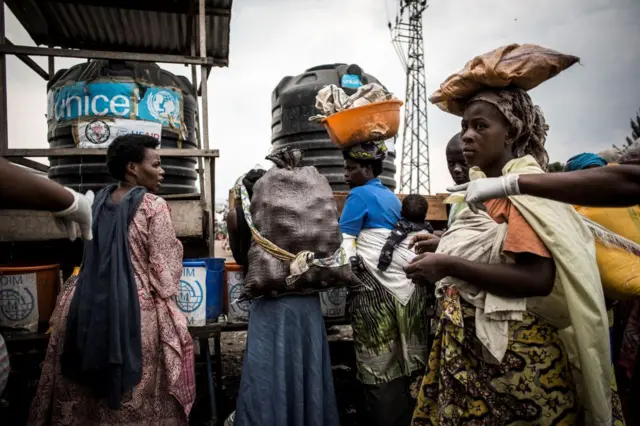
[339,141,430,426]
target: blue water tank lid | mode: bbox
[183,258,226,270]
[341,74,363,90]
[182,260,206,267]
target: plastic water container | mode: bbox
[0,264,61,332]
[320,287,347,318]
[225,262,250,323]
[176,258,225,326]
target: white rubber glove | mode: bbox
[447,174,521,214]
[52,188,95,241]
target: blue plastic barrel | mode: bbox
[183,258,225,324]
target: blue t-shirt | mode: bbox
[339,178,401,236]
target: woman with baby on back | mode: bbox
[406,58,619,423]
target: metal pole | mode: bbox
[0,0,8,154]
[2,39,49,80]
[0,44,216,66]
[190,13,205,202]
[48,45,55,79]
[199,0,209,151]
[199,0,215,258]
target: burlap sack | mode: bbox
[243,149,360,298]
[430,44,579,116]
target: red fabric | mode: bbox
[484,198,552,258]
[29,193,195,425]
[130,195,196,417]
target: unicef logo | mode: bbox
[175,279,203,313]
[0,287,35,321]
[147,91,179,124]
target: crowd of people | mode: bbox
[0,87,639,426]
[223,88,640,425]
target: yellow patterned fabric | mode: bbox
[413,293,579,425]
[472,156,611,425]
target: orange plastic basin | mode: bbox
[322,99,403,148]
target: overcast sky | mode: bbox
[4,0,640,202]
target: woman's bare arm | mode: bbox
[406,252,555,298]
[449,165,640,210]
[0,156,73,210]
[518,165,640,207]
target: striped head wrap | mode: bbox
[564,153,608,171]
[469,87,549,169]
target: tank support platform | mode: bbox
[0,1,232,424]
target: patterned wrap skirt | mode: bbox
[412,290,626,425]
[412,290,579,425]
[348,265,431,385]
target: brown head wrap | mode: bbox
[469,88,549,169]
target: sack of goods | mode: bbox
[240,148,360,298]
[430,43,580,115]
[577,205,640,299]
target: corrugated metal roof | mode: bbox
[5,0,232,66]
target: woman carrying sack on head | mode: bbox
[406,85,619,425]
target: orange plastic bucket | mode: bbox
[321,100,403,148]
[0,264,60,328]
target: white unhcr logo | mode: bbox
[147,91,179,124]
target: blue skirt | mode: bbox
[234,295,340,426]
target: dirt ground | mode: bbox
[216,325,363,426]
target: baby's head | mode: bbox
[402,194,428,225]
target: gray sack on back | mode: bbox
[243,149,360,298]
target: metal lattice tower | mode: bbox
[390,0,431,194]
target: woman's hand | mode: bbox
[53,189,95,241]
[408,233,441,254]
[405,253,455,283]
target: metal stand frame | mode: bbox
[0,0,219,259]
[391,0,431,194]
[0,1,224,422]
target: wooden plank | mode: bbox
[228,190,449,222]
[0,199,204,242]
[400,193,449,222]
[334,192,448,222]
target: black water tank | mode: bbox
[46,60,198,194]
[271,64,397,192]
